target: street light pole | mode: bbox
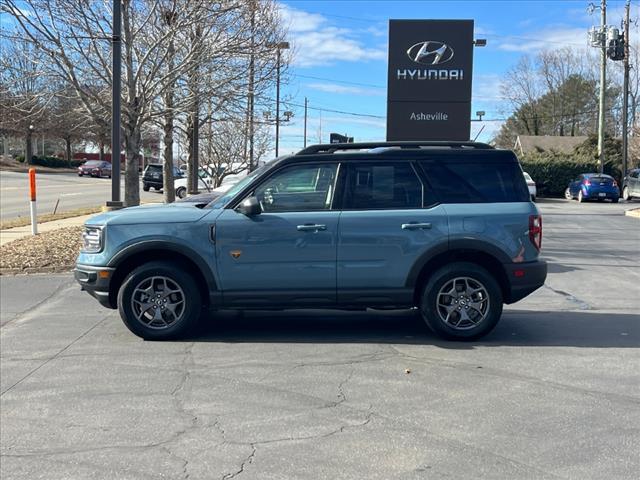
[269,41,289,158]
[109,0,123,207]
[26,124,34,165]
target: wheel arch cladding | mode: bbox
[409,249,509,306]
[108,243,215,308]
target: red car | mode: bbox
[78,160,111,178]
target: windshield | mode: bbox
[83,161,101,166]
[208,163,270,209]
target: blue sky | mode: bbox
[275,0,639,154]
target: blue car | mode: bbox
[564,173,620,203]
[75,141,547,341]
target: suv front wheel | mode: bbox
[420,262,503,341]
[117,261,201,340]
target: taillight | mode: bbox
[583,180,591,186]
[529,215,542,251]
[613,180,618,187]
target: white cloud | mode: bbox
[278,4,386,67]
[495,27,589,52]
[306,82,385,97]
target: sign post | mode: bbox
[29,168,37,235]
[387,20,474,141]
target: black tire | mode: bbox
[531,195,536,202]
[143,184,150,192]
[117,261,201,340]
[176,186,187,199]
[564,188,572,200]
[419,262,503,341]
[612,197,619,203]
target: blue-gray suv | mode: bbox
[75,141,547,341]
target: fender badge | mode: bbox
[230,250,242,259]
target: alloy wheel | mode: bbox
[130,276,186,330]
[436,277,490,330]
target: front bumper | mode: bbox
[503,260,547,304]
[75,264,116,309]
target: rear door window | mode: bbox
[343,162,424,210]
[422,162,529,203]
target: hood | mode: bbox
[85,202,217,226]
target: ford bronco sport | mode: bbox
[75,141,547,341]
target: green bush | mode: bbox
[28,156,84,169]
[520,152,621,197]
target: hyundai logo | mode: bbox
[407,41,455,65]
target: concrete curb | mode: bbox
[625,208,640,218]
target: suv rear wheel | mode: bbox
[419,262,503,341]
[117,261,201,340]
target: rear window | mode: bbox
[589,175,613,183]
[423,162,530,203]
[83,161,101,167]
[145,164,162,173]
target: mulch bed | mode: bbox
[0,226,83,274]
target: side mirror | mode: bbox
[236,196,262,216]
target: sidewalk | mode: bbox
[0,214,94,246]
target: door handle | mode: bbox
[297,224,327,232]
[401,222,432,230]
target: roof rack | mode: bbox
[296,141,494,155]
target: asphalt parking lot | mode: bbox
[1,198,639,479]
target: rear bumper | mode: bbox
[75,264,116,309]
[503,260,547,304]
[143,179,163,188]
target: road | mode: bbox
[1,199,639,479]
[0,171,161,220]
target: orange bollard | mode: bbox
[29,168,37,235]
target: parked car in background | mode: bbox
[174,167,249,199]
[142,163,184,191]
[523,172,536,201]
[622,168,640,201]
[174,167,215,199]
[90,161,111,178]
[75,141,546,342]
[78,160,109,177]
[565,173,619,203]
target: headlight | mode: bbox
[81,226,104,253]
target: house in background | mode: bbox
[514,135,588,156]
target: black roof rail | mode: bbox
[296,141,494,155]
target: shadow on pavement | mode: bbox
[187,309,639,349]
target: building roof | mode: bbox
[514,135,588,155]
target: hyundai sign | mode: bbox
[387,20,474,141]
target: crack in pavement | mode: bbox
[543,285,592,310]
[221,444,256,480]
[0,312,111,397]
[0,276,75,329]
[387,345,640,406]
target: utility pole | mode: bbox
[597,0,607,174]
[303,97,308,148]
[275,48,281,157]
[622,0,630,181]
[248,0,256,171]
[109,0,122,207]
